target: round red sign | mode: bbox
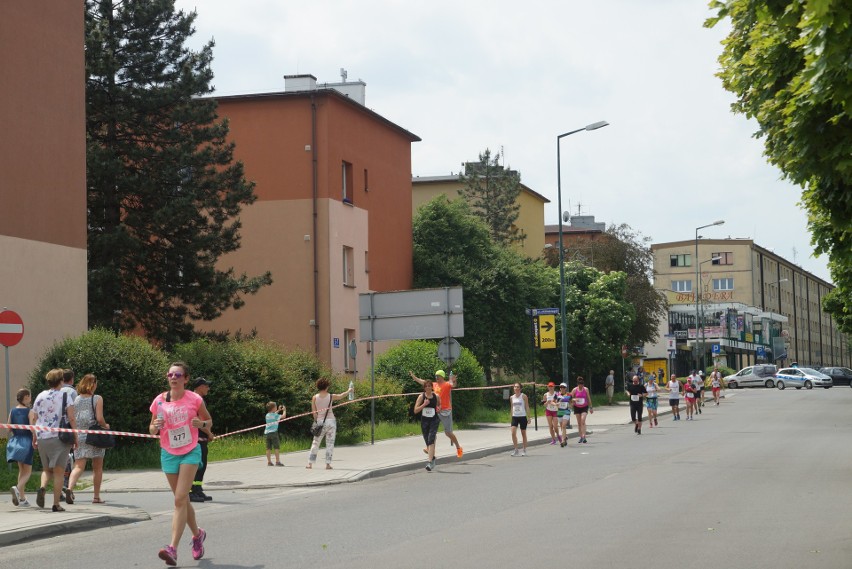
[0,310,24,347]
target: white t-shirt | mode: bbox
[511,394,527,417]
[645,382,658,398]
[668,381,681,398]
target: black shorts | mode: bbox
[574,406,589,415]
[511,416,528,430]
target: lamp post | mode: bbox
[694,221,724,371]
[557,121,609,384]
[698,256,722,370]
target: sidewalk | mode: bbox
[0,394,727,546]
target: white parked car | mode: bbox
[775,367,833,390]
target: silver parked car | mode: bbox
[724,364,777,389]
[775,367,833,390]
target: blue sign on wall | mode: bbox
[711,344,720,354]
[333,338,340,348]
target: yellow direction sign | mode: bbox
[538,314,556,349]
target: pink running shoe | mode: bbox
[191,528,207,560]
[158,545,177,566]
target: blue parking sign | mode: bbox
[711,344,720,354]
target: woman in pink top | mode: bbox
[570,376,594,444]
[149,362,212,566]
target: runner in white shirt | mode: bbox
[509,383,530,456]
[710,369,723,406]
[667,374,681,421]
[644,376,660,427]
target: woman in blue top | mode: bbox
[7,388,34,507]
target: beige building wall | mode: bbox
[412,176,548,258]
[0,4,87,414]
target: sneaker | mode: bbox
[267,462,274,466]
[582,438,588,444]
[549,439,557,445]
[275,462,284,467]
[36,487,46,509]
[425,462,432,472]
[637,429,641,435]
[189,492,205,503]
[191,528,206,560]
[520,450,526,457]
[63,487,74,505]
[655,418,658,426]
[18,499,30,507]
[560,441,567,448]
[204,493,213,501]
[158,545,177,566]
[510,449,520,457]
[456,447,463,458]
[10,486,20,506]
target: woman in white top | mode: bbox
[644,376,660,427]
[541,382,560,445]
[509,383,530,456]
[306,377,353,470]
[710,369,723,406]
[667,374,681,421]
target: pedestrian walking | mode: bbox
[306,377,352,470]
[58,369,76,498]
[556,382,572,446]
[542,382,561,445]
[32,368,77,511]
[264,401,286,467]
[509,383,530,456]
[190,377,213,502]
[626,375,647,434]
[7,388,34,507]
[667,374,681,420]
[644,375,660,428]
[149,362,210,566]
[67,374,109,504]
[413,380,440,471]
[570,376,593,444]
[605,370,615,404]
[409,369,463,458]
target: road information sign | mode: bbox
[527,308,558,350]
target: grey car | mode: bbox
[724,364,777,389]
[818,367,852,387]
[775,367,833,390]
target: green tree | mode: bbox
[413,196,555,383]
[539,262,635,386]
[458,148,524,245]
[706,1,852,333]
[86,0,272,348]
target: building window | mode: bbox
[672,280,692,292]
[670,254,691,267]
[343,246,355,286]
[713,278,734,291]
[364,250,369,273]
[342,161,353,204]
[344,328,356,371]
[363,168,369,192]
[712,252,733,265]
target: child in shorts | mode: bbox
[265,402,286,466]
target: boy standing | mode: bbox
[265,402,286,466]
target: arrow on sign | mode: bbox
[540,320,554,332]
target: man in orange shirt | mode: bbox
[410,369,463,458]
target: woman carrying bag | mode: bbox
[306,377,353,470]
[67,374,110,504]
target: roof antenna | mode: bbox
[340,68,348,82]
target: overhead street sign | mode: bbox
[526,307,559,316]
[0,310,24,347]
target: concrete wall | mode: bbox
[0,4,87,414]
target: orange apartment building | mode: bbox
[0,4,87,414]
[202,75,420,372]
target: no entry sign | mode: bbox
[0,310,24,347]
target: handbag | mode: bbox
[86,395,115,449]
[310,398,332,437]
[58,392,74,444]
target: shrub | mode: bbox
[375,339,485,422]
[27,328,170,451]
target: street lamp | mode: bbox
[694,220,724,371]
[698,256,722,369]
[557,121,609,384]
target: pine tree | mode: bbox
[86,0,271,347]
[458,148,524,246]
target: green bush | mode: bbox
[27,328,170,452]
[375,339,485,422]
[173,339,325,437]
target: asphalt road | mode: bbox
[6,388,851,569]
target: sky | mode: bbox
[175,0,832,283]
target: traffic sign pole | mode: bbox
[0,309,25,418]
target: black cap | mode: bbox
[192,377,210,389]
